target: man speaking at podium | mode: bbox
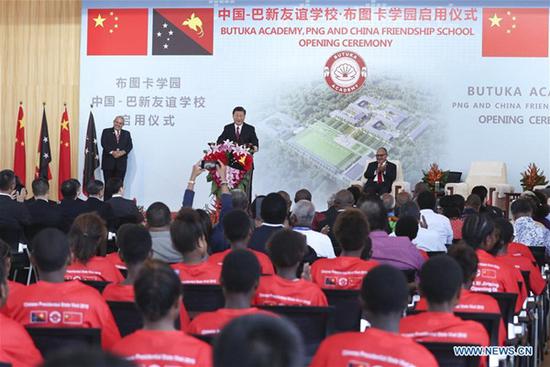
[216,106,259,150]
[363,147,396,195]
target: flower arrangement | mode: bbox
[520,163,548,191]
[202,140,254,197]
[422,163,449,192]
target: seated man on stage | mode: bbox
[363,147,396,195]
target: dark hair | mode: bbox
[231,190,249,211]
[86,180,104,196]
[261,193,288,224]
[0,169,15,191]
[251,195,266,220]
[146,202,171,228]
[359,198,389,232]
[533,191,550,220]
[462,214,495,249]
[361,265,408,314]
[416,191,436,210]
[360,237,373,260]
[511,198,533,217]
[419,255,463,304]
[439,195,461,219]
[347,186,361,205]
[452,194,466,213]
[232,106,246,115]
[395,216,419,241]
[170,208,204,255]
[0,239,10,263]
[105,177,123,198]
[134,260,181,322]
[31,178,49,196]
[398,201,421,220]
[41,348,135,367]
[221,249,260,293]
[471,186,488,202]
[465,194,481,211]
[214,314,304,367]
[267,229,306,268]
[117,224,152,266]
[71,178,82,189]
[223,210,251,243]
[448,243,478,284]
[294,189,312,203]
[334,209,370,251]
[32,228,70,272]
[68,213,107,263]
[61,179,78,199]
[494,218,514,246]
[196,209,212,244]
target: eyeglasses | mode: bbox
[375,154,386,157]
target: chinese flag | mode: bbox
[13,104,26,186]
[482,8,549,57]
[87,8,148,55]
[58,106,71,198]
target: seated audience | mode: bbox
[290,200,335,259]
[417,191,453,245]
[254,229,327,306]
[0,244,42,367]
[398,201,445,252]
[0,169,30,249]
[512,198,550,253]
[170,208,220,284]
[105,178,144,226]
[111,260,210,366]
[294,188,312,203]
[41,349,133,367]
[210,188,246,254]
[25,178,62,235]
[311,265,437,367]
[311,209,378,290]
[400,255,489,365]
[463,194,481,217]
[3,229,120,348]
[248,193,287,253]
[361,199,424,271]
[382,193,398,231]
[58,179,88,233]
[415,244,506,345]
[311,193,335,231]
[394,190,412,217]
[188,249,274,335]
[214,314,304,367]
[531,190,550,229]
[317,189,355,253]
[65,213,124,283]
[84,180,116,231]
[146,202,182,263]
[471,185,504,218]
[208,209,274,274]
[0,239,25,296]
[277,190,292,218]
[440,194,465,241]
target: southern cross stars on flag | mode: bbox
[35,106,52,180]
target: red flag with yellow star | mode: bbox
[482,8,549,57]
[13,103,26,186]
[58,106,71,198]
[87,8,148,55]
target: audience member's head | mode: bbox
[277,190,292,214]
[381,193,395,213]
[419,255,463,309]
[294,188,312,203]
[511,198,533,220]
[532,191,550,221]
[290,200,315,228]
[494,217,514,250]
[438,195,461,219]
[395,216,419,241]
[60,179,79,200]
[462,214,495,251]
[395,191,412,209]
[117,224,152,267]
[134,260,181,324]
[0,169,16,193]
[231,189,249,211]
[145,202,171,229]
[448,243,479,288]
[220,249,260,298]
[68,213,107,264]
[223,209,252,244]
[413,182,430,198]
[471,185,488,205]
[334,209,370,254]
[398,200,421,220]
[267,229,306,271]
[452,194,466,214]
[251,195,266,222]
[170,208,207,257]
[347,185,362,206]
[31,178,49,198]
[86,180,105,198]
[214,314,304,367]
[195,209,212,244]
[41,348,135,367]
[464,194,482,212]
[31,228,70,274]
[360,198,389,232]
[261,193,287,225]
[333,189,355,210]
[416,191,436,211]
[105,177,124,198]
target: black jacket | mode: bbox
[107,196,143,226]
[216,122,259,148]
[59,198,89,232]
[364,161,397,191]
[85,197,116,231]
[248,224,283,254]
[101,128,133,171]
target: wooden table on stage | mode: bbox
[504,192,521,219]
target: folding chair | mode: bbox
[529,247,546,269]
[419,342,480,367]
[455,312,501,346]
[107,301,143,337]
[80,280,111,294]
[181,284,224,317]
[482,292,517,325]
[323,289,361,332]
[26,327,100,358]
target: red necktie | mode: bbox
[115,130,120,144]
[377,166,383,184]
[235,126,241,142]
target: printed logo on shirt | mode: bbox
[338,277,349,287]
[347,361,370,367]
[49,310,62,324]
[481,269,497,279]
[30,310,48,324]
[63,311,84,325]
[324,277,337,286]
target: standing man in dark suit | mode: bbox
[363,147,397,195]
[216,106,259,150]
[0,170,30,250]
[101,115,133,185]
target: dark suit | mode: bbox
[26,199,63,235]
[0,195,31,251]
[363,161,397,194]
[317,206,342,254]
[248,224,284,254]
[101,127,133,184]
[84,197,116,231]
[59,198,89,233]
[107,196,143,228]
[216,122,259,148]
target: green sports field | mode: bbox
[293,123,358,169]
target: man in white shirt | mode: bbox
[398,200,446,252]
[417,191,453,245]
[291,200,335,259]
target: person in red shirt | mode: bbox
[65,213,124,283]
[4,228,121,349]
[311,265,437,367]
[111,260,211,366]
[311,209,378,290]
[0,245,42,367]
[507,241,536,265]
[400,255,489,366]
[494,218,547,296]
[415,244,506,345]
[208,209,274,275]
[214,314,304,367]
[188,249,275,335]
[254,229,327,306]
[170,208,221,284]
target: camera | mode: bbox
[201,160,218,170]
